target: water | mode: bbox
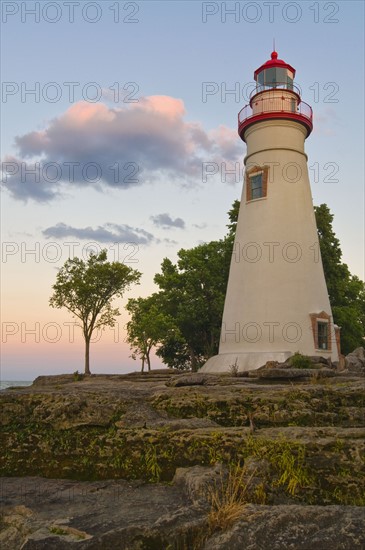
[0,381,33,391]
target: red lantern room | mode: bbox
[254,50,296,86]
[238,51,313,141]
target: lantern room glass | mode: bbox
[257,68,294,90]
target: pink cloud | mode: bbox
[2,96,242,202]
[209,125,242,160]
[63,102,116,125]
[135,96,185,119]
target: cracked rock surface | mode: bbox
[1,370,364,549]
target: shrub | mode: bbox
[288,352,312,369]
[229,358,239,377]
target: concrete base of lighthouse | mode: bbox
[201,351,293,373]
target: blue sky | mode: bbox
[1,0,364,380]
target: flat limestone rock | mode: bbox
[248,367,335,379]
[1,476,364,550]
[206,504,365,550]
[167,374,209,387]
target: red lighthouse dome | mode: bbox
[238,51,313,141]
[254,50,296,82]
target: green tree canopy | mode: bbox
[314,204,365,354]
[153,238,232,370]
[50,250,141,374]
[226,198,240,242]
[124,202,363,372]
[126,294,173,372]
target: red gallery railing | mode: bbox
[238,97,313,125]
[238,94,313,138]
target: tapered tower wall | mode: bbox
[219,119,337,359]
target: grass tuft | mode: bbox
[207,464,255,532]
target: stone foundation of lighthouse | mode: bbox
[201,52,339,373]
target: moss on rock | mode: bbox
[1,373,364,506]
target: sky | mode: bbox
[1,0,364,380]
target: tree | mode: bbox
[125,203,237,372]
[123,200,363,371]
[155,329,192,371]
[314,204,351,306]
[226,199,240,243]
[314,204,365,354]
[126,294,173,372]
[154,238,232,370]
[50,250,141,374]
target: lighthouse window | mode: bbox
[250,173,263,199]
[246,166,269,202]
[317,321,329,350]
[310,311,332,352]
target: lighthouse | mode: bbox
[202,51,340,373]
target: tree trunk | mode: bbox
[85,338,91,375]
[141,356,145,373]
[146,353,151,372]
[190,347,198,372]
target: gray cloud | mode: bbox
[42,222,155,245]
[1,96,242,202]
[162,238,179,246]
[151,213,185,229]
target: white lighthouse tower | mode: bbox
[202,50,340,373]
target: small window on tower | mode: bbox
[310,312,332,352]
[250,173,263,199]
[246,166,269,202]
[317,321,328,350]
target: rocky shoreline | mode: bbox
[1,361,364,548]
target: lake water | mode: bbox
[0,381,33,391]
